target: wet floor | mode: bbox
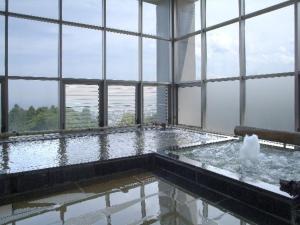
[0,171,256,225]
[0,128,226,174]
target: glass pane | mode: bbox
[9,0,58,19]
[246,7,294,75]
[143,38,170,82]
[143,86,168,124]
[65,84,99,129]
[143,0,170,38]
[206,0,238,27]
[245,76,294,132]
[8,18,58,77]
[62,26,102,79]
[175,35,201,82]
[63,0,102,26]
[108,85,136,126]
[0,16,4,75]
[206,81,239,134]
[178,86,201,127]
[107,32,138,81]
[107,0,138,32]
[175,0,200,37]
[0,0,5,11]
[207,23,239,79]
[9,80,59,132]
[246,0,286,14]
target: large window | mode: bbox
[175,35,201,82]
[143,38,170,82]
[9,0,58,19]
[8,18,58,77]
[107,32,138,81]
[245,77,294,132]
[143,0,170,38]
[106,0,138,32]
[178,86,201,127]
[65,84,99,129]
[0,1,4,11]
[143,86,168,124]
[207,23,239,79]
[108,85,136,126]
[63,0,102,26]
[8,80,59,132]
[246,7,294,75]
[175,0,200,37]
[206,0,238,27]
[63,26,102,79]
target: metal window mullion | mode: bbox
[239,0,246,127]
[102,0,108,127]
[201,0,207,129]
[2,0,8,133]
[171,0,176,125]
[137,0,143,124]
[58,0,64,130]
[295,1,300,131]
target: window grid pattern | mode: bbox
[175,0,299,134]
[0,0,171,132]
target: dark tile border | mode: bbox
[0,152,298,224]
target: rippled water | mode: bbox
[0,128,222,173]
[0,172,254,225]
[172,141,300,186]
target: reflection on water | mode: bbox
[0,172,252,225]
[0,128,220,173]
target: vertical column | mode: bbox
[102,0,108,127]
[295,2,300,131]
[171,0,177,125]
[137,0,143,125]
[239,0,246,127]
[2,0,9,133]
[58,0,64,130]
[200,0,207,129]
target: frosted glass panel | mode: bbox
[207,23,239,79]
[206,0,238,27]
[143,38,170,82]
[178,86,201,127]
[246,7,294,75]
[206,81,239,134]
[246,0,286,14]
[175,35,201,82]
[9,0,58,19]
[245,77,294,132]
[0,1,4,11]
[62,26,102,79]
[175,0,200,37]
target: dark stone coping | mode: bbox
[0,152,298,224]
